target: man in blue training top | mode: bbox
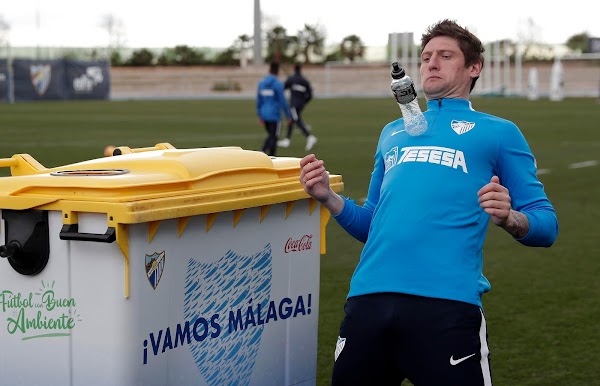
[299,19,558,386]
[256,62,292,156]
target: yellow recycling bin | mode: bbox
[0,143,343,386]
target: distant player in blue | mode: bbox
[256,62,292,156]
[300,19,558,386]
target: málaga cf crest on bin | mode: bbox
[145,251,166,290]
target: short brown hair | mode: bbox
[421,19,485,92]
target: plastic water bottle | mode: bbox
[390,62,428,136]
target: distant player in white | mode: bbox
[300,19,558,386]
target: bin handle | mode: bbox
[60,224,116,243]
[0,158,19,168]
[112,142,175,156]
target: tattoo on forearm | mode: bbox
[505,210,529,239]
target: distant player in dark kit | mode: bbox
[256,62,292,156]
[278,63,318,151]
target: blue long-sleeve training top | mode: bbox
[256,74,291,122]
[334,98,559,308]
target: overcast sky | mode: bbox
[1,0,598,48]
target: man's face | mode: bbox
[420,36,479,100]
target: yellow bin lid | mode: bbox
[0,143,344,225]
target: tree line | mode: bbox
[111,23,366,67]
[112,27,596,67]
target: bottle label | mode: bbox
[393,84,417,104]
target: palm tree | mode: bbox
[297,24,325,64]
[266,25,291,63]
[340,35,366,62]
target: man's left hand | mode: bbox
[477,176,511,226]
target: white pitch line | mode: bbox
[568,160,598,169]
[537,168,552,175]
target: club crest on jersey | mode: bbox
[384,146,399,174]
[145,251,166,289]
[451,120,475,135]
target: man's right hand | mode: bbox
[299,154,344,215]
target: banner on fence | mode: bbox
[8,59,110,102]
[13,59,67,101]
[0,59,8,102]
[65,60,111,100]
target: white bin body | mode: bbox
[0,199,320,386]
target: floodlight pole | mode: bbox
[36,8,41,59]
[253,0,263,66]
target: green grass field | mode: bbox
[1,97,599,385]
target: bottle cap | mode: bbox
[391,62,405,79]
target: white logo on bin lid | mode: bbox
[284,235,313,253]
[145,251,165,290]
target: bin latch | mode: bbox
[0,209,50,275]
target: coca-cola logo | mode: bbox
[284,235,313,253]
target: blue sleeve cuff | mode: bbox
[516,210,558,247]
